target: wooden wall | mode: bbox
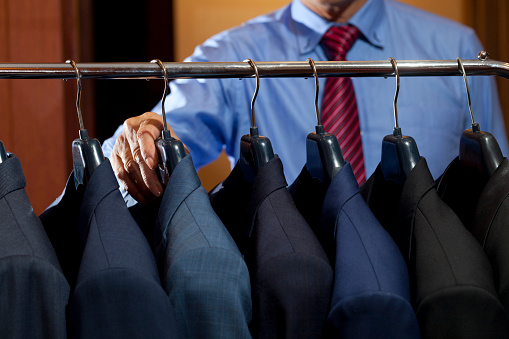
[174,0,469,62]
[0,0,92,214]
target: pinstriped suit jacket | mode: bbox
[0,154,69,338]
[209,156,333,338]
[154,155,252,339]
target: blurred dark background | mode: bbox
[92,0,175,142]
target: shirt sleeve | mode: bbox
[102,30,244,169]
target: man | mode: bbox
[103,0,508,204]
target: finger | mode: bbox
[137,156,163,198]
[121,118,162,197]
[112,134,157,203]
[111,153,148,205]
[122,150,157,201]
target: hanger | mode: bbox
[0,141,7,163]
[67,60,105,188]
[150,59,188,187]
[380,57,420,185]
[457,57,503,180]
[305,58,345,184]
[239,58,275,182]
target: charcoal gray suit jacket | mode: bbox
[437,157,509,313]
[361,157,509,338]
[0,154,69,338]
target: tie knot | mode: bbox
[321,25,361,61]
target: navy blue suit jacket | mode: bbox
[210,157,333,338]
[42,159,179,338]
[153,155,252,338]
[361,157,509,338]
[0,154,69,338]
[290,163,420,338]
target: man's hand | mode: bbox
[111,112,184,204]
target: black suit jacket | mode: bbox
[209,157,333,338]
[40,171,85,288]
[361,157,509,338]
[437,157,509,312]
[0,154,69,338]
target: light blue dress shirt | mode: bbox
[103,0,508,184]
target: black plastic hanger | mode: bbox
[151,59,188,187]
[305,58,345,184]
[0,141,7,163]
[66,60,105,188]
[380,58,420,185]
[457,57,503,180]
[239,58,275,183]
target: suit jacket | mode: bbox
[0,154,69,339]
[40,170,85,288]
[209,157,333,339]
[42,159,179,338]
[437,157,509,312]
[360,157,509,338]
[289,163,420,338]
[152,155,252,338]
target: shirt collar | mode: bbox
[291,0,385,55]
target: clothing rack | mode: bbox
[1,57,508,80]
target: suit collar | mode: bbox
[321,162,359,256]
[155,155,199,257]
[473,158,509,247]
[0,154,26,200]
[77,159,119,247]
[435,157,509,246]
[208,156,287,253]
[288,165,329,234]
[245,156,288,236]
[397,157,435,260]
[399,158,436,216]
[289,164,360,263]
[362,157,434,260]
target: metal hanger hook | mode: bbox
[307,58,321,126]
[457,57,476,126]
[66,60,84,131]
[243,58,259,128]
[388,57,400,129]
[150,59,170,133]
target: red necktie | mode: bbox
[320,25,366,185]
